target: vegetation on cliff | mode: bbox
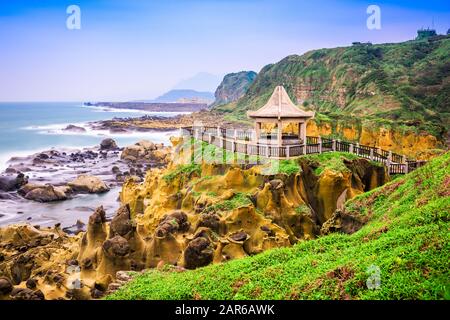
[211,71,257,107]
[109,151,450,300]
[213,37,450,144]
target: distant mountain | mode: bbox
[173,72,223,92]
[211,71,257,107]
[151,89,215,103]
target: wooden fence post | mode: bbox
[332,139,336,151]
[318,136,322,154]
[386,151,391,167]
[349,143,354,154]
[369,148,374,160]
[286,146,290,159]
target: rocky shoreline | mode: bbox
[88,110,250,134]
[0,137,172,233]
[0,136,390,300]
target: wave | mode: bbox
[22,120,180,139]
[22,121,88,131]
[0,130,179,172]
[81,105,191,116]
[0,145,92,172]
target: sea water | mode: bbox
[0,102,184,170]
[0,102,185,227]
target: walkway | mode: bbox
[182,126,427,175]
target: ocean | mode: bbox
[0,102,185,228]
[0,102,183,170]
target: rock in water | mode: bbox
[24,185,68,202]
[0,173,28,192]
[100,138,118,151]
[63,124,86,133]
[121,140,170,164]
[68,175,110,193]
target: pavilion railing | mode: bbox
[180,126,426,175]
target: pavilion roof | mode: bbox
[247,85,315,119]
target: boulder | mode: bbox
[155,211,190,238]
[121,145,141,161]
[102,236,130,258]
[0,277,13,295]
[63,124,86,133]
[0,173,28,192]
[109,204,133,238]
[120,140,169,163]
[100,138,118,151]
[68,175,110,193]
[18,183,44,196]
[26,278,37,289]
[24,185,68,202]
[10,287,45,300]
[183,237,214,269]
[320,209,366,235]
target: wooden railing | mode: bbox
[180,126,426,175]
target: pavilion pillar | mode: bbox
[277,120,282,146]
[299,121,307,145]
[254,122,261,143]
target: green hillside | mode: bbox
[214,36,450,138]
[108,152,450,300]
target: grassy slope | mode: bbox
[214,37,450,138]
[109,152,450,300]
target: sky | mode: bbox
[0,0,449,102]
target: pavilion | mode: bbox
[247,85,315,146]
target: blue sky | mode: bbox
[0,0,449,101]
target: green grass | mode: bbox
[295,204,311,215]
[162,163,201,183]
[108,152,450,300]
[300,152,360,176]
[204,192,253,214]
[277,159,301,175]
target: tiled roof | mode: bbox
[247,86,315,119]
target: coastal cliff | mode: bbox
[212,71,257,107]
[110,151,450,300]
[0,137,389,300]
[213,37,450,156]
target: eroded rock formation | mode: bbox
[0,137,390,300]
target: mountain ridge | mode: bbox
[148,89,214,103]
[213,36,450,141]
[211,71,257,107]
